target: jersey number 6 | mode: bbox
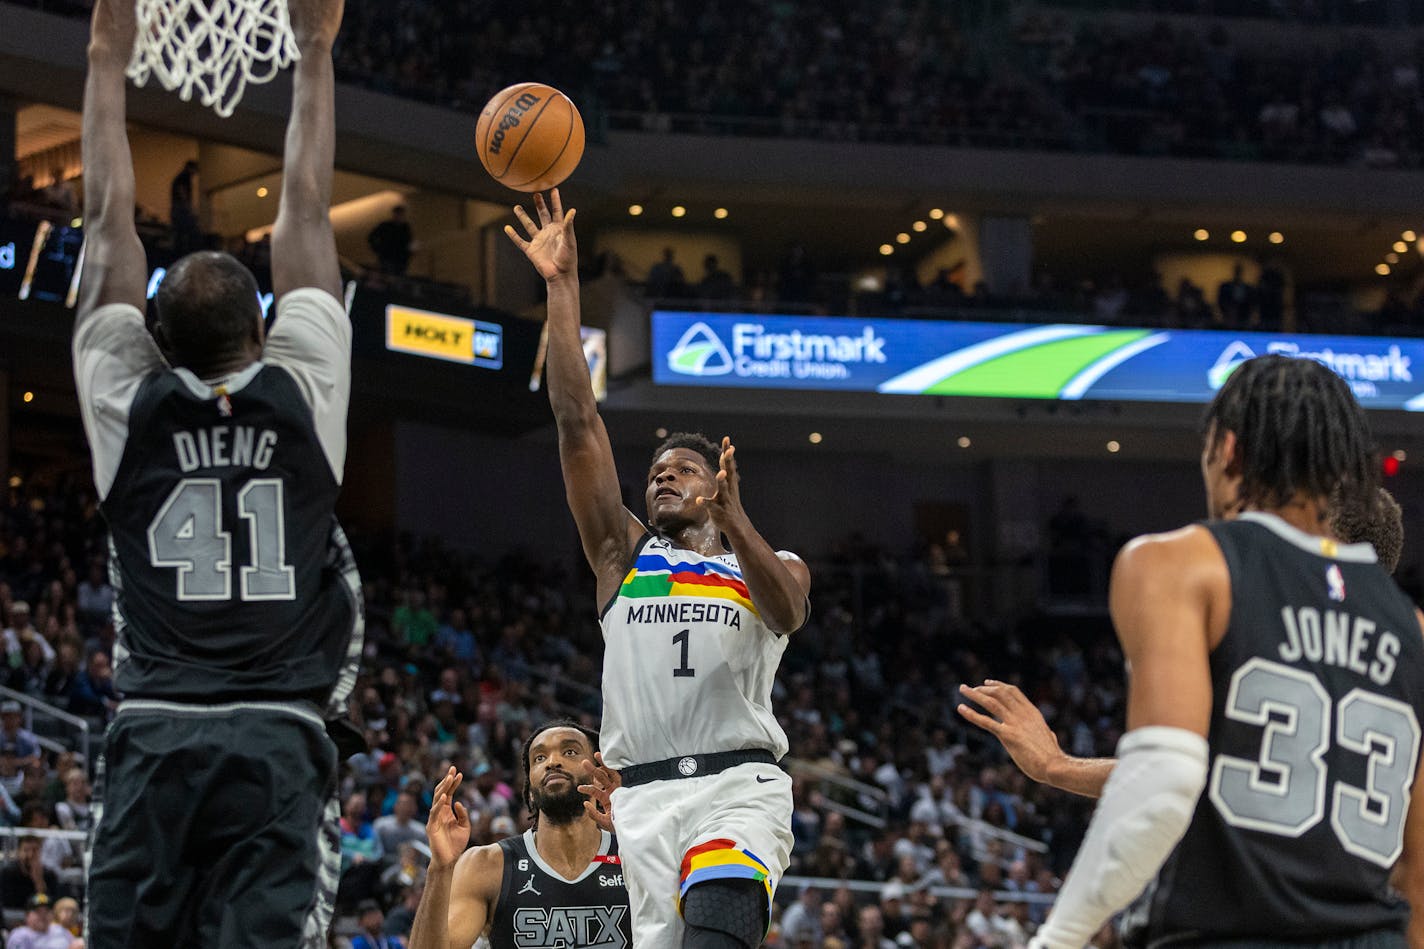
[146,477,297,602]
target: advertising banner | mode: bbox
[651,311,1424,411]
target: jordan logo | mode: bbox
[518,875,541,896]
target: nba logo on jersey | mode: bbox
[1326,564,1346,602]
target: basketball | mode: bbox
[475,83,585,193]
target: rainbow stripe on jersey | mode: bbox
[618,551,759,615]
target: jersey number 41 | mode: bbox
[146,477,296,602]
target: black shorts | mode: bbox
[85,700,340,949]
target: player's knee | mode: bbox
[682,878,766,949]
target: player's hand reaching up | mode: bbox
[286,0,345,50]
[578,752,622,834]
[957,680,1064,785]
[426,766,471,871]
[695,437,751,532]
[88,0,137,61]
[505,190,578,281]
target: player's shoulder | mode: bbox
[1114,524,1227,587]
[453,840,507,895]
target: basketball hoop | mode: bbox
[127,0,300,118]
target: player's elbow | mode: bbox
[1394,849,1424,907]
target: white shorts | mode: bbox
[610,761,793,946]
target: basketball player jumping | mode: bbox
[504,191,809,948]
[409,720,632,948]
[988,356,1424,949]
[78,0,360,945]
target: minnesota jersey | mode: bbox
[488,829,631,949]
[73,291,361,711]
[1124,512,1424,947]
[598,534,789,768]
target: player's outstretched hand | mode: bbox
[695,437,750,531]
[427,766,471,870]
[957,680,1064,786]
[89,0,137,60]
[505,190,578,282]
[286,0,345,49]
[578,752,621,834]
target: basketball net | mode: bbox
[127,0,300,118]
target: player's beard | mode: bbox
[532,775,588,825]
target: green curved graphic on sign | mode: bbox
[922,330,1154,397]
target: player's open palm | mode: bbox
[578,752,622,833]
[427,766,471,870]
[505,190,578,280]
[957,680,1063,784]
[286,0,345,49]
[696,437,750,531]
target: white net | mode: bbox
[127,0,299,118]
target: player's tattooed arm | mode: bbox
[77,0,147,323]
[696,436,811,634]
[957,681,1114,798]
[270,0,343,301]
[506,191,643,600]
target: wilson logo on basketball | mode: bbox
[489,92,543,155]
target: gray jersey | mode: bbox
[598,535,789,768]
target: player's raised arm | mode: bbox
[506,192,640,597]
[76,0,147,324]
[1030,529,1219,949]
[409,768,497,949]
[270,0,343,301]
[696,436,811,634]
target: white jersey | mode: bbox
[598,534,790,768]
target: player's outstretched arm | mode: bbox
[696,437,810,634]
[957,681,1114,798]
[1030,529,1219,949]
[76,0,146,324]
[270,0,343,301]
[578,752,621,833]
[506,192,641,599]
[409,768,498,949]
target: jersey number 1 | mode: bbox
[146,478,296,602]
[673,628,696,678]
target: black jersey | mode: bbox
[1124,512,1424,948]
[101,364,361,708]
[488,829,631,949]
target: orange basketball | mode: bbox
[475,83,585,193]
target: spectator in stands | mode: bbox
[4,893,71,949]
[14,764,48,813]
[373,789,426,858]
[0,703,39,768]
[781,884,824,945]
[368,206,414,276]
[696,254,736,299]
[351,898,405,949]
[433,608,478,666]
[9,640,48,698]
[779,243,816,303]
[169,160,200,253]
[39,170,76,217]
[42,645,79,709]
[51,769,88,875]
[3,604,54,668]
[67,650,117,721]
[645,246,687,298]
[856,904,897,949]
[51,896,80,939]
[0,837,63,908]
[383,883,422,939]
[20,804,71,889]
[392,590,436,650]
[75,561,113,633]
[1217,263,1257,327]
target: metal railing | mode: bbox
[0,687,92,768]
[780,874,1057,905]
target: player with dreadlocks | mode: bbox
[409,719,631,948]
[986,355,1424,949]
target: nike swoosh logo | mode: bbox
[755,775,776,783]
